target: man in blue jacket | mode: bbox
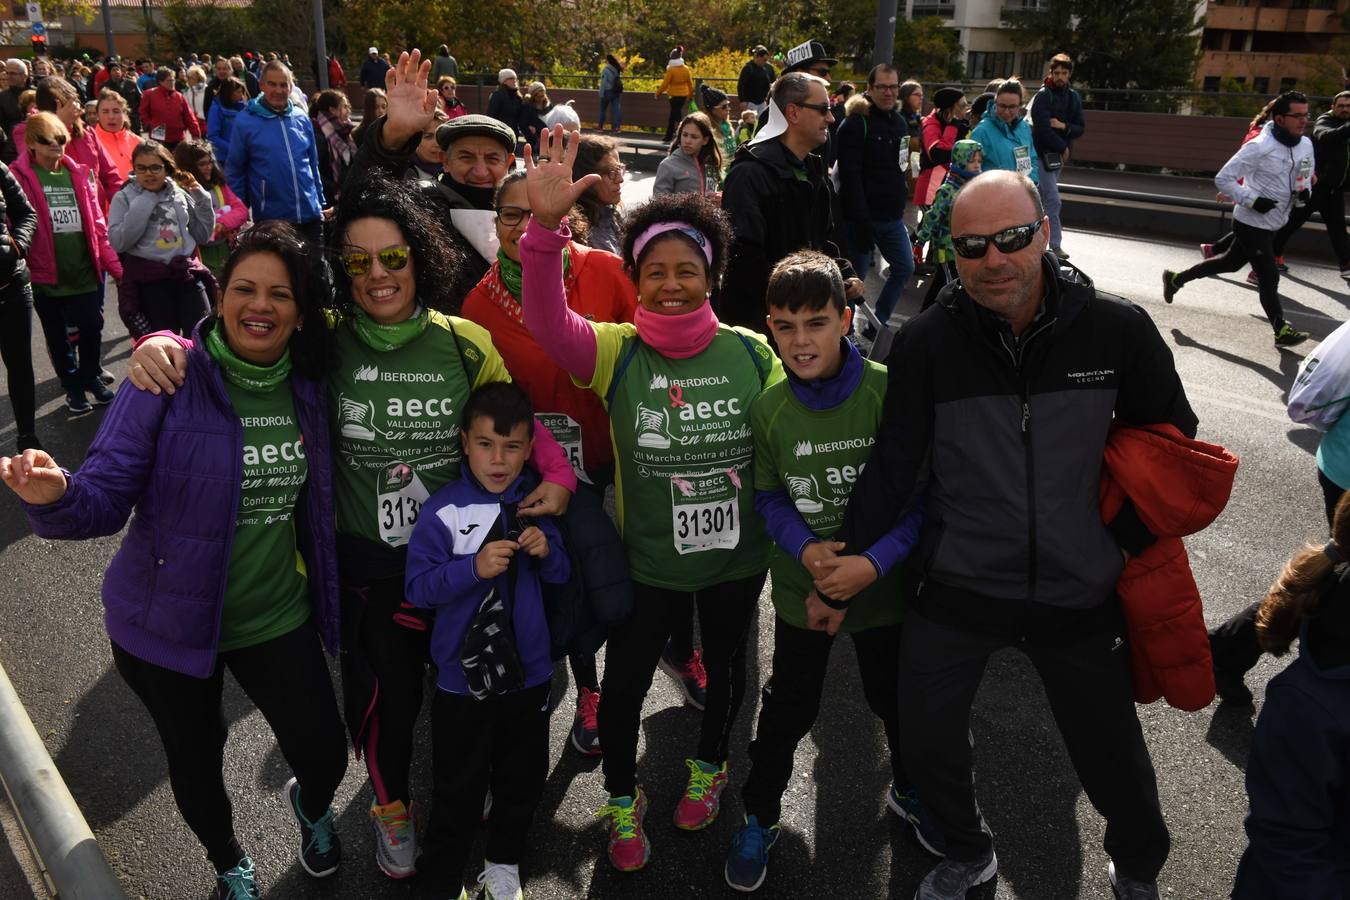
[1030,54,1085,259]
[225,60,328,253]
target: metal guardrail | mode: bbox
[0,660,128,899]
[1058,181,1328,226]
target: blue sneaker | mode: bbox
[724,814,780,892]
[285,777,341,877]
[208,856,259,899]
[887,785,946,857]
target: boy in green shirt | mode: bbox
[724,250,936,892]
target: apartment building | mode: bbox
[1197,0,1348,93]
[905,0,1050,80]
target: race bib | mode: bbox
[377,461,430,547]
[49,203,81,234]
[670,468,741,555]
[538,412,592,485]
[1014,145,1032,175]
[151,124,167,140]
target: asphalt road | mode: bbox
[0,175,1340,900]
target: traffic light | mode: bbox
[31,33,46,56]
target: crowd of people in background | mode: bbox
[0,34,1346,900]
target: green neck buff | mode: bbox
[350,304,429,351]
[497,246,569,302]
[204,321,292,393]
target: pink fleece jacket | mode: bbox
[11,152,123,285]
[519,218,600,383]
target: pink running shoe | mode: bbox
[570,687,602,755]
[596,788,651,872]
[674,758,728,831]
[658,645,708,710]
[1199,243,1216,260]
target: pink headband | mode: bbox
[632,222,714,266]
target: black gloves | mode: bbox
[1251,196,1278,213]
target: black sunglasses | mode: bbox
[794,101,831,115]
[952,220,1044,259]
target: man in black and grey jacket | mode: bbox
[837,171,1194,900]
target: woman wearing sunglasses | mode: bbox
[519,125,782,872]
[3,222,349,900]
[11,112,123,417]
[127,174,576,884]
[107,139,217,339]
[462,170,635,758]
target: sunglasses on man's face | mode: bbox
[952,221,1043,259]
[340,244,411,277]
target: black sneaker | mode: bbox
[1161,270,1178,304]
[89,382,116,405]
[16,433,42,454]
[1109,861,1160,900]
[65,390,92,416]
[284,777,340,878]
[914,850,998,899]
[1209,633,1254,707]
[570,687,602,755]
[99,368,115,386]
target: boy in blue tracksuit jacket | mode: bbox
[405,381,570,900]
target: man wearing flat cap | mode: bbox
[349,52,521,307]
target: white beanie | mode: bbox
[498,68,517,84]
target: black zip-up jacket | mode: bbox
[718,137,854,332]
[1030,82,1085,156]
[836,96,909,224]
[737,60,775,106]
[0,160,36,286]
[839,255,1197,609]
[1312,111,1350,191]
[487,87,524,138]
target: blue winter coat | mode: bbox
[206,97,244,162]
[225,95,326,224]
[405,467,570,695]
[21,319,341,678]
[969,107,1039,185]
[1232,616,1350,899]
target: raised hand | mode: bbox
[381,49,438,148]
[0,450,69,506]
[523,124,602,231]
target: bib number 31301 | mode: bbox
[377,461,430,547]
[670,468,741,555]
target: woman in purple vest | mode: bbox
[0,221,347,900]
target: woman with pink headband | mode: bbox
[519,124,784,873]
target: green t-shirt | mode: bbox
[216,369,311,652]
[35,166,96,297]
[328,309,508,548]
[750,359,902,632]
[582,322,783,591]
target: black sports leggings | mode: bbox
[598,571,766,798]
[1177,220,1285,332]
[111,623,348,872]
[0,278,35,435]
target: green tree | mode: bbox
[1004,0,1202,89]
[893,16,963,81]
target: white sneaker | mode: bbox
[478,860,523,900]
[369,799,416,879]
